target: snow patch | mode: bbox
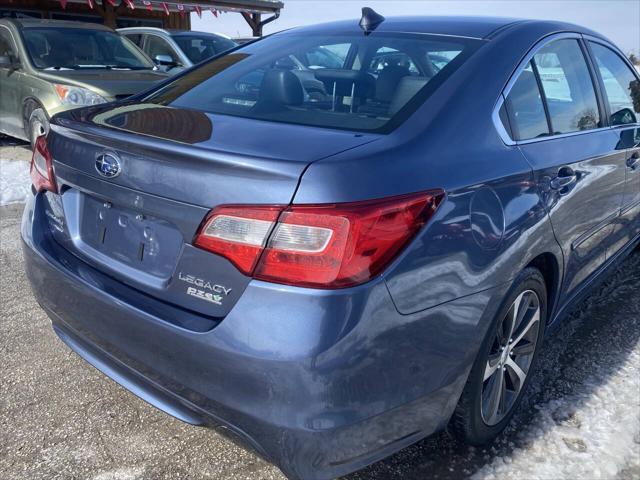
[0,160,31,206]
[472,337,640,480]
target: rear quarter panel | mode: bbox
[294,23,567,315]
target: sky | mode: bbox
[191,0,640,55]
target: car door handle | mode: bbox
[627,151,640,170]
[550,170,577,190]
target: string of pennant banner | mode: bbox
[56,0,266,17]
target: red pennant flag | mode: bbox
[142,0,152,11]
[59,0,67,9]
[177,3,185,16]
[86,0,94,9]
[161,2,170,15]
[124,0,135,9]
[210,8,218,17]
[194,5,202,18]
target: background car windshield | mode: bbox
[22,28,154,70]
[172,34,237,63]
[143,32,477,132]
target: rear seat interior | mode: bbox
[312,67,430,118]
[249,66,431,120]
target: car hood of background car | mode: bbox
[59,102,381,161]
[37,69,168,99]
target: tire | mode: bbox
[25,102,49,149]
[450,267,547,445]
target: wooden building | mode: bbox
[0,0,283,35]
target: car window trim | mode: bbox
[492,32,640,146]
[579,37,610,128]
[583,34,640,82]
[530,58,554,135]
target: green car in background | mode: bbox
[0,18,167,146]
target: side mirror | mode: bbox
[611,107,637,126]
[154,54,177,67]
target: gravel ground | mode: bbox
[1,139,639,479]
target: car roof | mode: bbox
[170,30,230,38]
[117,27,169,34]
[285,15,598,40]
[1,18,114,31]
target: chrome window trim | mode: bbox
[502,32,579,100]
[583,34,640,82]
[491,31,640,146]
[516,126,614,145]
[492,94,515,145]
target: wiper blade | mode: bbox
[107,65,150,70]
[43,65,79,70]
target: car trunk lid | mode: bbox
[43,105,378,322]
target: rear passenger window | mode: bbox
[533,39,601,134]
[588,42,640,126]
[504,62,550,140]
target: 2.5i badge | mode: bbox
[186,287,224,305]
[177,272,232,305]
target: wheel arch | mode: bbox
[21,97,47,132]
[524,252,561,324]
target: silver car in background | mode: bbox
[118,27,237,74]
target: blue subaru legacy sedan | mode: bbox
[21,11,640,480]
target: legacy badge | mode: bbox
[178,272,232,305]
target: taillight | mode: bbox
[30,135,58,193]
[194,190,444,289]
[194,206,283,275]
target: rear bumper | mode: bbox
[22,193,506,479]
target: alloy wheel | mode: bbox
[481,290,541,426]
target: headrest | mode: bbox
[375,65,410,102]
[389,76,429,115]
[257,69,304,108]
[314,69,375,97]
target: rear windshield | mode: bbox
[22,27,154,70]
[172,34,237,63]
[142,32,480,132]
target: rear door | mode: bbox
[504,36,627,303]
[587,40,640,244]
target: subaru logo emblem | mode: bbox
[95,152,121,178]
